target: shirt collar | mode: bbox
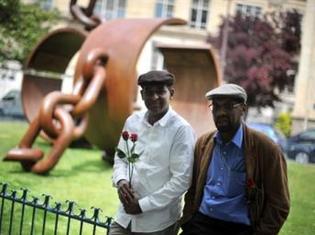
[214,124,243,149]
[143,106,173,127]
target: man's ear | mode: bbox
[242,104,248,118]
[140,90,144,100]
[242,104,248,112]
[169,88,175,98]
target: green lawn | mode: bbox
[0,120,118,234]
[0,120,315,234]
[281,163,315,234]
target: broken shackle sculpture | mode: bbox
[4,18,191,174]
[4,1,222,174]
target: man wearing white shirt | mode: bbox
[110,70,195,235]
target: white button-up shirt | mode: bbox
[112,107,195,232]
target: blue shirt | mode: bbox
[199,125,250,225]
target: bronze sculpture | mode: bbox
[4,1,221,174]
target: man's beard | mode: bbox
[215,117,233,133]
[216,124,232,133]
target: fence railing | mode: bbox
[0,183,112,235]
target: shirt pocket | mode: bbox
[225,171,246,197]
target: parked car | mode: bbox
[0,89,25,119]
[247,122,287,151]
[285,129,315,164]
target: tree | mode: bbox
[0,0,60,63]
[208,10,302,109]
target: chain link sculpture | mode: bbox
[5,49,108,174]
[69,0,104,30]
[3,0,221,174]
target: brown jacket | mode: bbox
[181,125,290,235]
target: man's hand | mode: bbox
[117,179,134,204]
[117,179,142,215]
[123,198,142,215]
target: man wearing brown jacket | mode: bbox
[180,84,290,235]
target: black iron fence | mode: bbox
[0,183,112,235]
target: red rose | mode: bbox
[122,131,129,141]
[247,178,256,189]
[130,133,138,142]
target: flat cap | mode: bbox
[138,70,175,86]
[205,83,247,103]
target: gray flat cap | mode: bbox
[138,70,175,86]
[205,83,247,103]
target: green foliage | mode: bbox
[208,10,302,108]
[115,147,126,158]
[275,112,292,137]
[129,153,140,163]
[0,1,60,63]
[0,0,19,21]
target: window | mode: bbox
[300,130,315,139]
[190,0,210,29]
[94,0,126,20]
[40,0,53,10]
[236,4,262,18]
[155,0,175,18]
[151,45,164,70]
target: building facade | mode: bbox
[292,0,315,131]
[14,0,313,131]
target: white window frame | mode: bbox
[155,0,175,18]
[40,0,54,10]
[151,44,164,71]
[235,3,262,18]
[190,0,210,29]
[94,0,127,20]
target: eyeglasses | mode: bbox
[208,102,243,111]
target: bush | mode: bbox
[275,112,292,137]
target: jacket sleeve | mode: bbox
[138,125,195,213]
[254,146,290,235]
[180,135,204,225]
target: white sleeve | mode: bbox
[112,123,129,187]
[138,125,195,212]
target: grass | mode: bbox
[0,120,315,234]
[281,163,315,234]
[0,120,119,234]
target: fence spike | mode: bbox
[0,183,8,196]
[79,208,86,218]
[91,207,103,221]
[54,202,62,210]
[42,194,52,207]
[20,188,29,201]
[32,196,39,205]
[65,200,76,214]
